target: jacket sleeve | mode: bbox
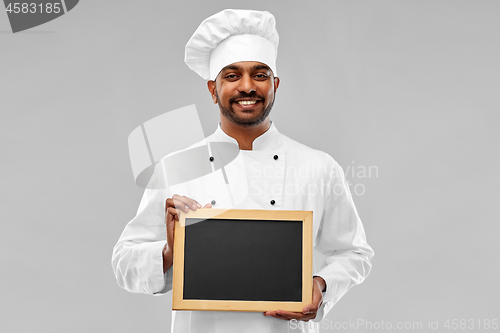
[111,162,173,295]
[312,159,374,321]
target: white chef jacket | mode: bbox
[112,121,374,333]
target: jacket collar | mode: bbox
[210,121,281,151]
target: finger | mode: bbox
[268,312,286,320]
[165,198,177,209]
[172,198,190,213]
[166,207,180,221]
[165,207,178,248]
[311,292,322,310]
[165,207,178,238]
[304,279,323,313]
[303,301,319,314]
[165,198,185,214]
[264,310,291,321]
[172,194,202,211]
[202,203,212,209]
[275,310,313,321]
[270,314,284,320]
[302,302,316,315]
[166,197,198,213]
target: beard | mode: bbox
[215,90,275,127]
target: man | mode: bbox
[112,9,373,333]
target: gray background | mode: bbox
[1,0,499,332]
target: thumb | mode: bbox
[312,280,323,306]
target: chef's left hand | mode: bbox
[263,276,325,321]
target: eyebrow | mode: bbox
[223,65,242,71]
[221,64,271,72]
[253,64,271,71]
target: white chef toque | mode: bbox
[185,9,279,81]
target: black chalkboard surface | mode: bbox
[172,209,313,312]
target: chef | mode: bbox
[112,9,374,333]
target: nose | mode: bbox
[237,73,256,94]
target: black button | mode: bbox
[209,156,214,162]
[270,200,275,205]
[211,200,216,205]
[273,155,278,160]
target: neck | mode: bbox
[220,118,271,150]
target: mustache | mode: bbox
[229,92,265,103]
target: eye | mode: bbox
[254,74,268,79]
[224,74,239,79]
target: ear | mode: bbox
[273,77,280,93]
[207,80,217,104]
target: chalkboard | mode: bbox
[172,209,313,312]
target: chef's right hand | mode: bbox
[163,194,212,273]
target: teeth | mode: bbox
[237,100,257,105]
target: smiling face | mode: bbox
[207,61,280,128]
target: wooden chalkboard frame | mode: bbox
[172,209,313,312]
